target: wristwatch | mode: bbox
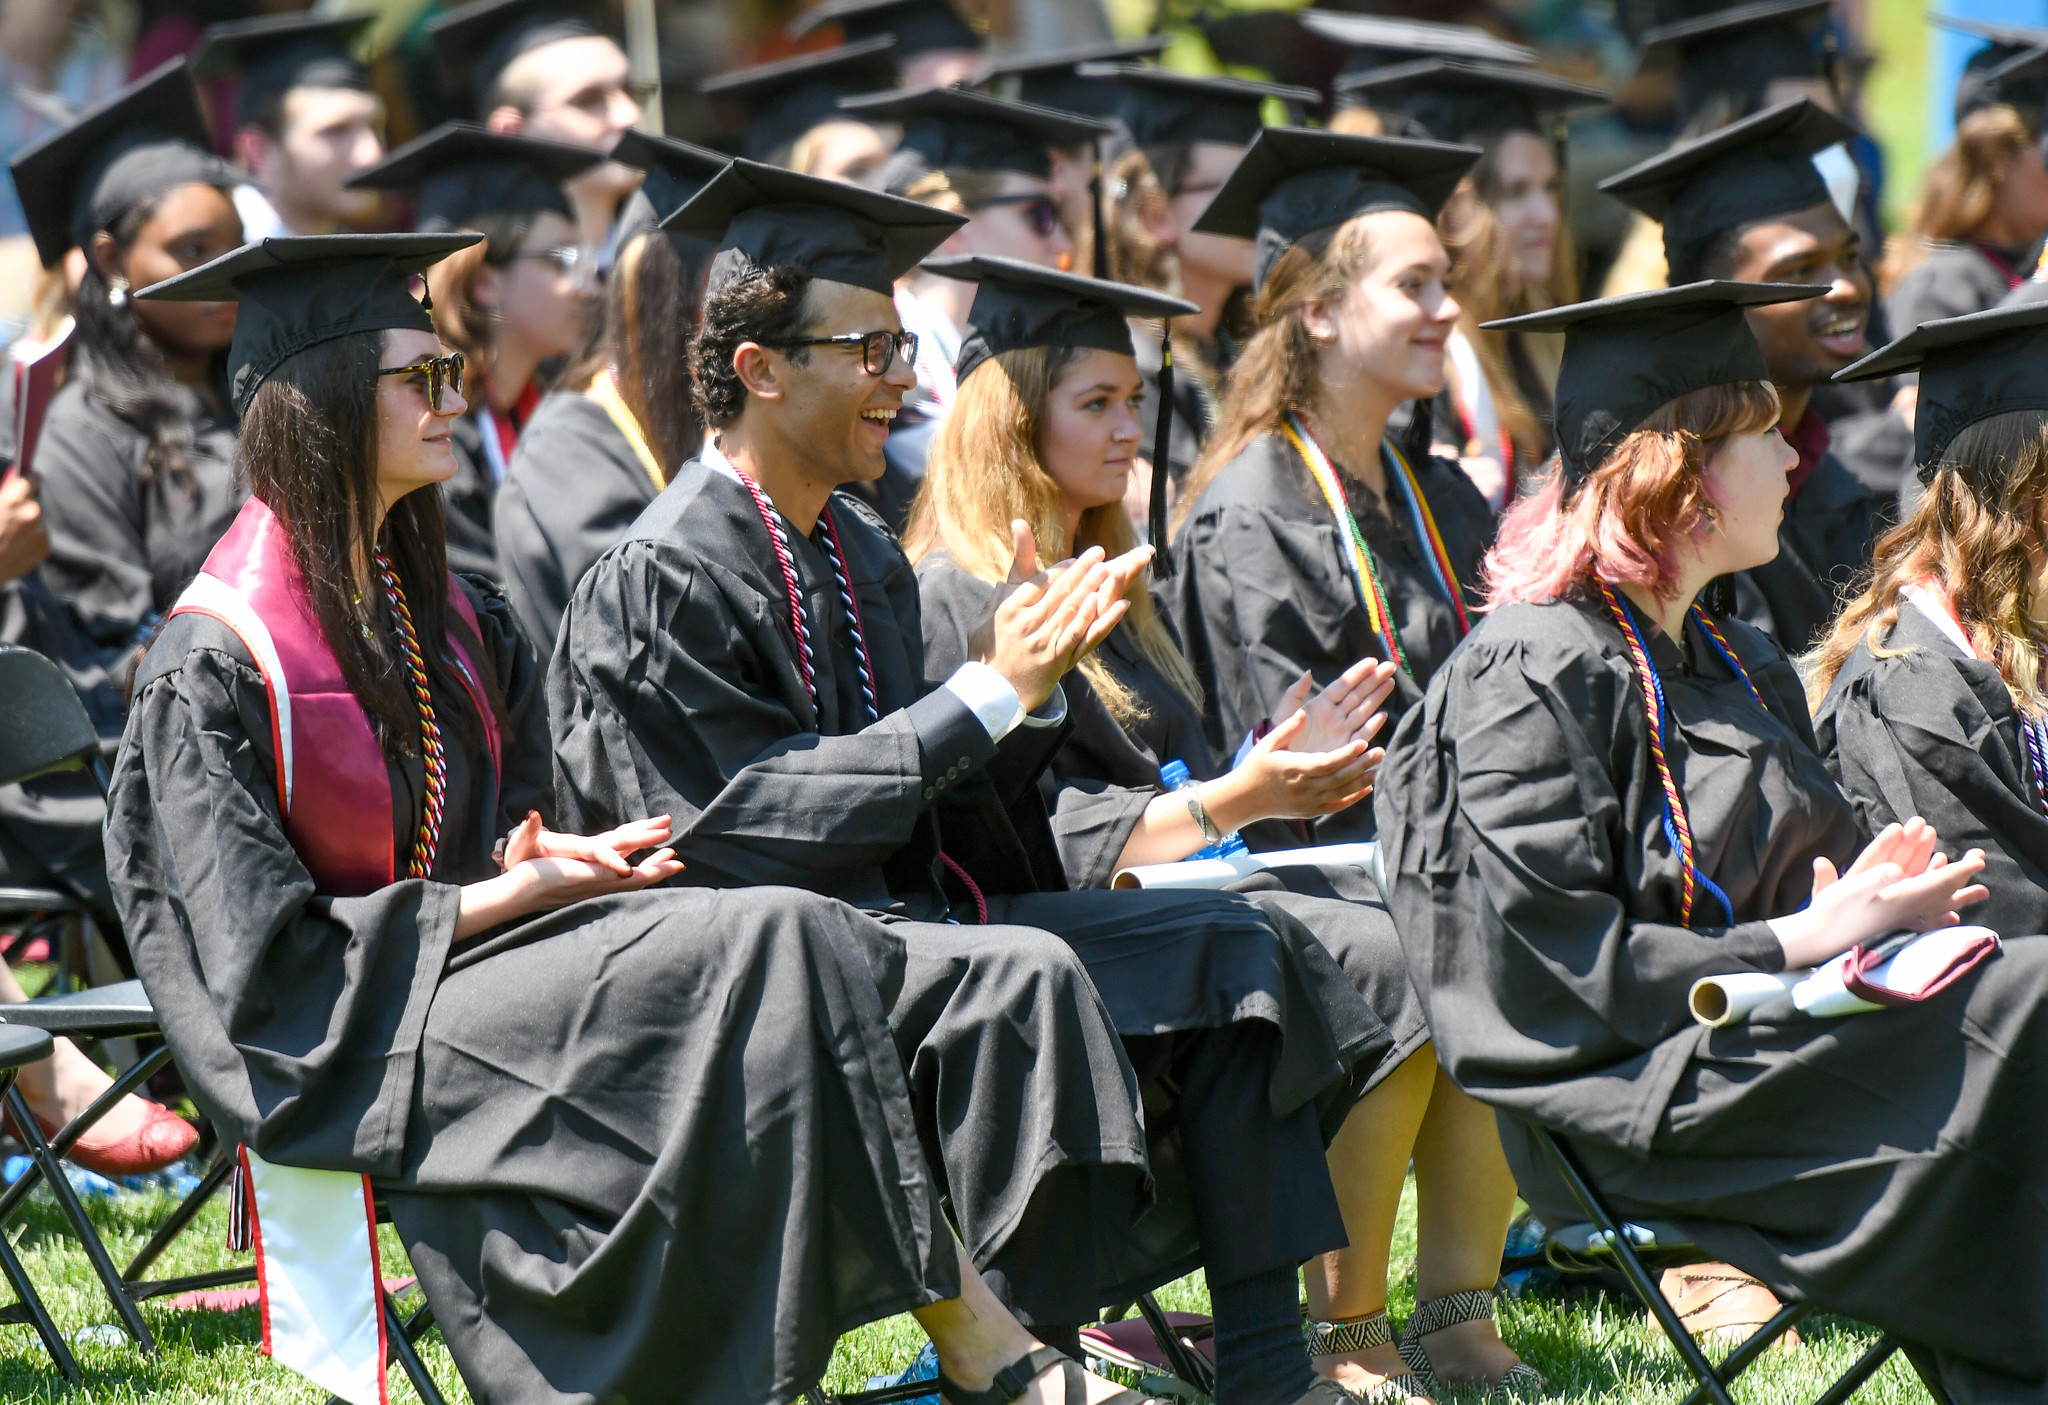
[1184,785,1223,845]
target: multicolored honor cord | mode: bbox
[1284,411,1469,680]
[734,467,881,729]
[1597,580,1769,927]
[374,550,446,880]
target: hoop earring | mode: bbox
[107,275,129,308]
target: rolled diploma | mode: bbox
[1110,842,1381,891]
[1690,953,1883,1027]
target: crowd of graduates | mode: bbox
[5,0,2048,1401]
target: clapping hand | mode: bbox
[1271,659,1399,756]
[972,519,1152,711]
[1771,818,1988,968]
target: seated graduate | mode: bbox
[189,13,387,241]
[1811,302,2048,942]
[550,160,1370,1405]
[108,232,1155,1405]
[1166,130,1497,843]
[349,123,603,582]
[1601,100,1886,653]
[9,61,245,654]
[696,41,904,183]
[1375,280,2048,1401]
[494,130,720,652]
[906,255,1538,1401]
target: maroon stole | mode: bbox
[169,498,502,895]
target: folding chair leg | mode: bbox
[1135,1289,1215,1396]
[1676,1300,1812,1405]
[122,1147,234,1285]
[0,1213,80,1382]
[0,1044,174,1227]
[1811,1336,1896,1405]
[2,1085,155,1353]
[1532,1128,1736,1405]
[386,1290,447,1405]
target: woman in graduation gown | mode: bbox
[907,255,1542,1402]
[9,62,246,655]
[1378,279,2048,1404]
[348,123,605,581]
[1165,129,1496,847]
[1811,302,2048,944]
[495,131,716,651]
[106,233,1159,1405]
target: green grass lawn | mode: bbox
[0,1175,1937,1404]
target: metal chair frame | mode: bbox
[1529,1124,1953,1405]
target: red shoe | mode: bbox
[35,1101,197,1179]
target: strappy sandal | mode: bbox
[1659,1264,1802,1350]
[1305,1310,1434,1404]
[937,1344,1159,1405]
[1396,1290,1546,1399]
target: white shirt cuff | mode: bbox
[944,661,1026,741]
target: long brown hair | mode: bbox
[1101,144,1236,416]
[1806,410,2048,718]
[1179,213,1411,522]
[238,330,501,766]
[1883,104,2037,291]
[904,344,1203,723]
[1439,135,1575,468]
[564,227,706,477]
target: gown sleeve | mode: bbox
[31,389,156,645]
[459,574,554,831]
[106,618,459,1175]
[1817,645,2048,942]
[1373,628,1789,1152]
[549,537,999,896]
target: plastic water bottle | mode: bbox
[1160,759,1248,860]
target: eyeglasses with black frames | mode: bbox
[761,328,919,377]
[970,192,1064,240]
[377,352,466,412]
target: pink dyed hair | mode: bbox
[1484,380,1782,608]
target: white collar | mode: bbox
[1899,581,1979,660]
[701,437,741,485]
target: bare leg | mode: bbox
[0,959,149,1139]
[1306,1048,1434,1401]
[913,1237,1133,1405]
[1409,1064,1521,1384]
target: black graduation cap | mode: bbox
[972,37,1168,110]
[348,122,601,231]
[1599,98,1854,284]
[192,14,375,131]
[1835,300,2048,470]
[428,0,605,114]
[662,156,966,296]
[787,0,979,59]
[1954,34,2048,123]
[134,232,481,412]
[923,252,1198,564]
[1483,280,1826,483]
[1334,58,1610,144]
[1636,0,1835,122]
[10,58,237,270]
[611,128,728,226]
[1190,126,1480,290]
[1298,11,1534,93]
[1070,64,1316,148]
[838,85,1111,178]
[697,38,900,162]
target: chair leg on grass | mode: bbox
[388,1290,447,1405]
[121,1147,235,1286]
[1532,1128,1737,1405]
[2,1084,156,1352]
[1135,1288,1215,1396]
[1675,1300,1813,1405]
[1810,1336,1896,1405]
[0,1215,80,1383]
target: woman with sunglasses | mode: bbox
[111,233,1169,1405]
[347,124,604,578]
[1377,279,2048,1398]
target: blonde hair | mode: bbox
[1178,214,1388,521]
[905,344,1204,723]
[1806,410,2048,718]
[1439,136,1576,468]
[1883,104,2037,291]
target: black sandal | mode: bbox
[937,1344,1157,1405]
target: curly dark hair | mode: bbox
[689,262,816,429]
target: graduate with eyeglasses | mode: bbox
[348,123,603,580]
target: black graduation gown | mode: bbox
[30,379,241,648]
[550,459,1347,1308]
[442,412,500,582]
[494,390,662,653]
[0,570,129,922]
[1727,449,1885,653]
[1886,241,2023,336]
[1815,605,2048,942]
[108,576,953,1405]
[1375,594,2048,1402]
[918,553,1420,1107]
[1168,430,1494,841]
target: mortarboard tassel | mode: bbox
[1149,316,1174,578]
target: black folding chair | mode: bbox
[0,1020,79,1381]
[1527,1123,1955,1405]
